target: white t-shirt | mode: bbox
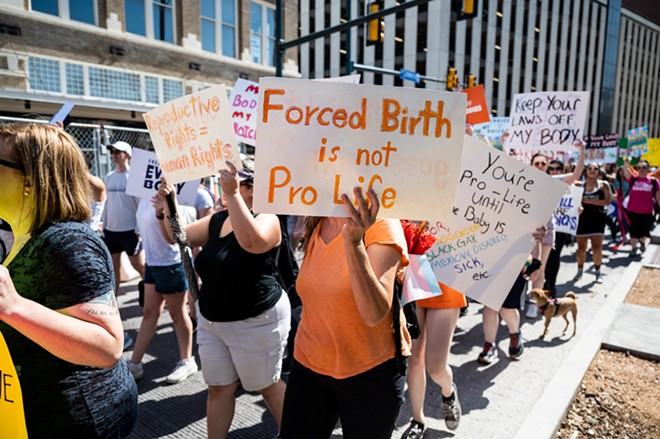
[136,199,180,267]
[102,170,139,232]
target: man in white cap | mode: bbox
[102,141,145,350]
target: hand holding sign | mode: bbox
[341,187,379,244]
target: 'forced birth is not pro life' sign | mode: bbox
[253,78,467,221]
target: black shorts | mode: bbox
[501,272,528,310]
[627,211,655,238]
[103,230,141,256]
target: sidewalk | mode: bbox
[119,228,659,439]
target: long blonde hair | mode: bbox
[300,216,323,254]
[0,123,91,233]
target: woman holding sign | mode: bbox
[0,123,137,438]
[158,164,290,438]
[574,164,612,283]
[280,188,410,439]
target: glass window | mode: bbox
[32,0,59,16]
[69,0,95,24]
[153,0,174,43]
[250,2,275,66]
[163,79,183,102]
[89,67,141,101]
[65,63,84,95]
[28,57,61,92]
[201,0,216,53]
[221,0,236,57]
[125,0,146,36]
[145,76,160,103]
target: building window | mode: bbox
[89,67,141,101]
[201,0,237,57]
[126,0,147,36]
[31,0,96,25]
[163,79,183,102]
[250,1,276,66]
[145,76,160,103]
[28,57,61,92]
[153,0,174,43]
[66,63,84,95]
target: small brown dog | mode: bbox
[529,289,578,339]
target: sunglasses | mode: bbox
[533,161,547,167]
[587,167,600,171]
[108,149,123,155]
[635,166,648,170]
[548,166,562,171]
[0,157,23,172]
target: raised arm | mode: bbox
[562,139,586,184]
[341,188,402,327]
[622,158,633,181]
[157,177,211,248]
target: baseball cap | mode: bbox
[237,168,254,184]
[108,141,132,156]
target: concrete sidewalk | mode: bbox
[119,229,658,438]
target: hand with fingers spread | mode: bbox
[218,161,240,197]
[340,187,379,244]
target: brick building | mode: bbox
[0,0,300,125]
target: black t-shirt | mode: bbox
[195,210,282,322]
[1,221,137,438]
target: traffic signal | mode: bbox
[467,74,476,88]
[367,1,385,46]
[453,0,479,20]
[447,68,458,90]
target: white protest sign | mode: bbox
[401,254,443,306]
[315,74,362,84]
[425,135,567,310]
[126,148,198,206]
[553,185,584,235]
[254,77,466,220]
[143,84,241,184]
[505,91,590,151]
[229,78,259,146]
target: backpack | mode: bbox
[271,215,302,308]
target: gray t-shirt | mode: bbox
[102,170,139,232]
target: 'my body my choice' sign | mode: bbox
[426,136,567,310]
[253,78,466,220]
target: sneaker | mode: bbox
[525,303,538,319]
[508,332,524,359]
[166,358,198,384]
[441,383,461,431]
[573,268,583,281]
[126,361,144,380]
[594,270,603,284]
[401,420,425,439]
[477,342,498,365]
[630,248,639,257]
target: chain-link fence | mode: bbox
[0,116,152,178]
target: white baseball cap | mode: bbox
[108,141,132,156]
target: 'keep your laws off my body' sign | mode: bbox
[426,136,567,310]
[143,85,242,184]
[505,91,590,152]
[253,78,466,220]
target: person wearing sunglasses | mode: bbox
[525,140,586,317]
[621,159,660,256]
[573,164,612,283]
[0,123,138,437]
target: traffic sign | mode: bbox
[400,69,420,84]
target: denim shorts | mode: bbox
[144,263,189,294]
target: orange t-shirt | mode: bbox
[416,283,467,309]
[294,218,410,379]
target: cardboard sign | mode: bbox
[553,185,584,235]
[125,148,198,206]
[425,136,567,310]
[642,138,660,167]
[143,85,242,184]
[315,74,362,84]
[229,78,259,146]
[509,149,566,164]
[627,125,649,156]
[49,102,75,128]
[462,84,491,125]
[505,91,590,151]
[586,147,618,164]
[0,333,28,439]
[584,133,618,149]
[401,254,443,306]
[253,77,466,220]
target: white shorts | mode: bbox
[196,293,291,391]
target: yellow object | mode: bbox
[641,138,660,167]
[0,332,28,439]
[468,74,476,88]
[367,2,384,44]
[447,67,458,90]
[463,0,475,14]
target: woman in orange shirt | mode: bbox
[280,187,410,439]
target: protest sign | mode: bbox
[553,185,584,235]
[505,91,590,151]
[401,254,443,306]
[315,74,362,84]
[0,333,28,439]
[425,135,567,310]
[229,78,259,146]
[509,148,565,164]
[642,138,660,167]
[253,77,466,220]
[583,133,618,164]
[143,84,241,184]
[627,125,649,156]
[126,148,198,206]
[586,147,617,164]
[584,133,618,149]
[473,117,510,150]
[462,84,491,125]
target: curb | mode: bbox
[512,257,644,439]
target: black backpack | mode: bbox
[271,215,302,308]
